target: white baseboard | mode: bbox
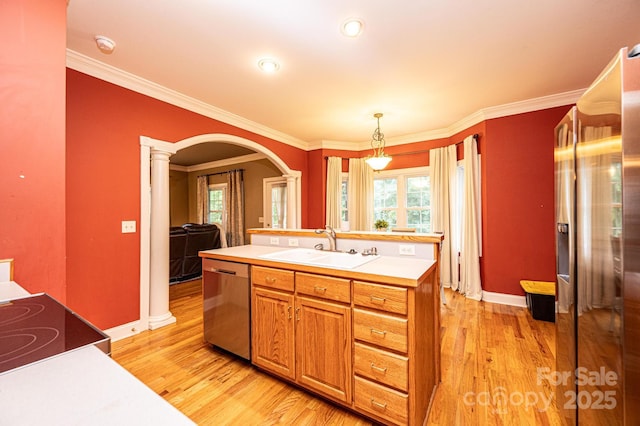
[482,291,527,308]
[104,320,143,343]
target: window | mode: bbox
[373,167,430,232]
[208,183,226,225]
[405,176,430,233]
[341,176,348,223]
[374,177,398,227]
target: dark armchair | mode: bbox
[170,223,222,282]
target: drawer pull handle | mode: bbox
[370,363,387,373]
[265,276,276,284]
[313,286,327,293]
[370,328,387,337]
[287,305,292,320]
[370,399,387,410]
[295,307,301,321]
[370,295,386,303]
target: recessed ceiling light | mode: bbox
[258,58,280,73]
[341,18,364,38]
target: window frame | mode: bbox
[207,183,227,225]
[373,166,430,232]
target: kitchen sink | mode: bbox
[259,248,379,270]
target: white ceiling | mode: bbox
[66,0,640,146]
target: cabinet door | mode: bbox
[295,296,352,403]
[252,287,295,380]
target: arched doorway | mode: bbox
[139,134,302,331]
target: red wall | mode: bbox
[307,112,569,297]
[0,0,67,300]
[66,70,308,328]
[482,107,570,294]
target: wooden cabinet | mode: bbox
[252,286,295,380]
[296,296,351,403]
[251,264,439,426]
[251,266,352,404]
[352,278,438,426]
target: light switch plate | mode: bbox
[122,220,136,234]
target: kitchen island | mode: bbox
[200,239,441,426]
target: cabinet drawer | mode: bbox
[353,281,407,315]
[354,376,408,426]
[296,272,351,303]
[252,266,294,292]
[353,309,408,353]
[354,342,408,392]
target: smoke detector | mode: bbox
[95,35,116,54]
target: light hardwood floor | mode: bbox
[112,280,563,425]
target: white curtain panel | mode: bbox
[429,147,453,291]
[447,144,460,291]
[196,175,209,224]
[326,156,343,228]
[348,158,374,231]
[460,135,483,300]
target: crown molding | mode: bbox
[386,89,584,147]
[169,153,267,173]
[66,50,308,151]
[480,89,584,121]
[67,49,584,152]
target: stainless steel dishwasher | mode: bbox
[202,258,251,360]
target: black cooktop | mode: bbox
[0,293,110,374]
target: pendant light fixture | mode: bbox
[365,113,392,171]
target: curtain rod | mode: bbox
[198,168,244,178]
[455,133,479,145]
[323,134,479,159]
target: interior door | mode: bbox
[263,177,287,228]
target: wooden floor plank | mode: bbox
[112,280,563,425]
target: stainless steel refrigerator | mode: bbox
[555,45,640,425]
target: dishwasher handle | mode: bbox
[202,258,250,278]
[213,268,237,275]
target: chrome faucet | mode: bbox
[314,225,337,251]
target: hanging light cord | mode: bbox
[371,113,386,156]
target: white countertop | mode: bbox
[0,281,194,425]
[200,245,436,287]
[0,345,194,425]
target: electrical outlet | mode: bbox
[270,237,280,245]
[258,216,264,223]
[398,244,416,256]
[288,238,299,247]
[121,220,136,234]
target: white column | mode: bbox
[148,148,176,330]
[285,174,297,228]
